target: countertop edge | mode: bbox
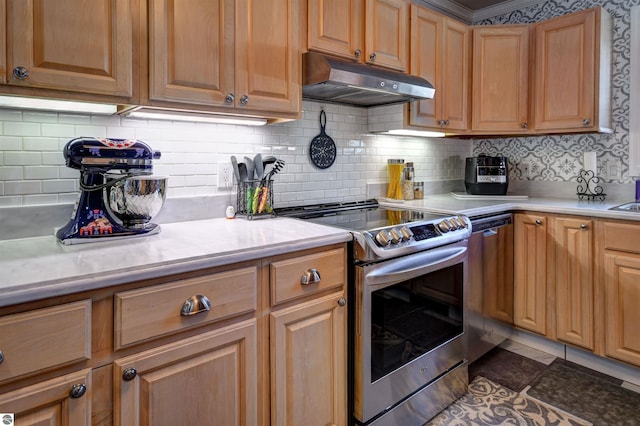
[0,232,352,308]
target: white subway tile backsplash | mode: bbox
[0,101,472,208]
[4,152,41,166]
[23,194,60,205]
[42,179,76,194]
[22,111,59,123]
[4,121,41,136]
[5,181,41,195]
[24,166,59,180]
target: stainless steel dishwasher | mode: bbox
[467,213,514,363]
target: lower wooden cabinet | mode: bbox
[553,217,594,350]
[113,320,258,426]
[602,221,640,366]
[0,368,92,426]
[513,213,548,335]
[0,243,347,426]
[270,291,347,426]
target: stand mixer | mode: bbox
[56,137,167,245]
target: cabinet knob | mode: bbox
[225,93,235,104]
[521,122,528,129]
[122,367,137,381]
[438,120,446,127]
[582,118,591,126]
[181,294,212,316]
[240,95,249,105]
[338,298,346,307]
[13,66,29,80]
[0,350,4,364]
[535,219,543,225]
[369,52,377,62]
[580,223,588,229]
[301,268,321,285]
[69,383,87,399]
[354,49,362,59]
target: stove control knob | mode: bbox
[375,230,392,246]
[400,226,413,241]
[446,219,458,230]
[456,216,468,228]
[437,221,451,233]
[389,228,402,244]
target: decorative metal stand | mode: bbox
[576,169,606,201]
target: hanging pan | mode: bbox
[309,110,337,169]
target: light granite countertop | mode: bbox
[2,194,639,308]
[380,194,640,221]
[0,217,352,308]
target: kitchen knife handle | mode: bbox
[180,294,212,316]
[301,269,321,285]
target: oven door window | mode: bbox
[370,263,463,382]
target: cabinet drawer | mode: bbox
[603,222,640,254]
[270,248,346,305]
[0,300,91,382]
[114,266,258,349]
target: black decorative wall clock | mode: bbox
[309,110,337,169]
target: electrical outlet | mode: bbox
[218,161,234,189]
[606,159,621,180]
[521,162,530,178]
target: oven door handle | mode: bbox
[364,244,467,287]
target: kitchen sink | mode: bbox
[609,202,640,212]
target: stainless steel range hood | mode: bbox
[302,51,435,107]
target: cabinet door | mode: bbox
[0,369,91,426]
[365,0,408,71]
[483,224,514,324]
[408,6,468,132]
[149,0,234,106]
[441,18,470,131]
[307,0,363,61]
[554,217,594,350]
[0,0,5,84]
[270,291,347,426]
[532,8,597,131]
[472,26,529,133]
[235,0,301,114]
[114,320,258,426]
[408,5,442,128]
[6,0,133,97]
[604,253,640,367]
[513,213,547,335]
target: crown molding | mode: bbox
[417,0,545,23]
[472,0,546,22]
[418,0,474,23]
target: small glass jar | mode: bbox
[413,182,424,199]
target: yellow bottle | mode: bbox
[387,159,404,200]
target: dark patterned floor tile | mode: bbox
[526,361,640,426]
[468,347,549,392]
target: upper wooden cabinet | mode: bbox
[471,25,530,133]
[2,0,134,99]
[408,5,469,132]
[307,0,364,61]
[365,0,409,71]
[307,0,409,72]
[148,0,301,117]
[532,6,612,133]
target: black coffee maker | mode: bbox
[464,155,509,195]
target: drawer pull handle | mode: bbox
[69,383,87,399]
[122,367,137,381]
[301,269,321,285]
[181,294,212,316]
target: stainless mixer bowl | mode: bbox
[109,176,167,227]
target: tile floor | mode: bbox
[469,341,640,425]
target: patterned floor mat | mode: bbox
[426,376,591,426]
